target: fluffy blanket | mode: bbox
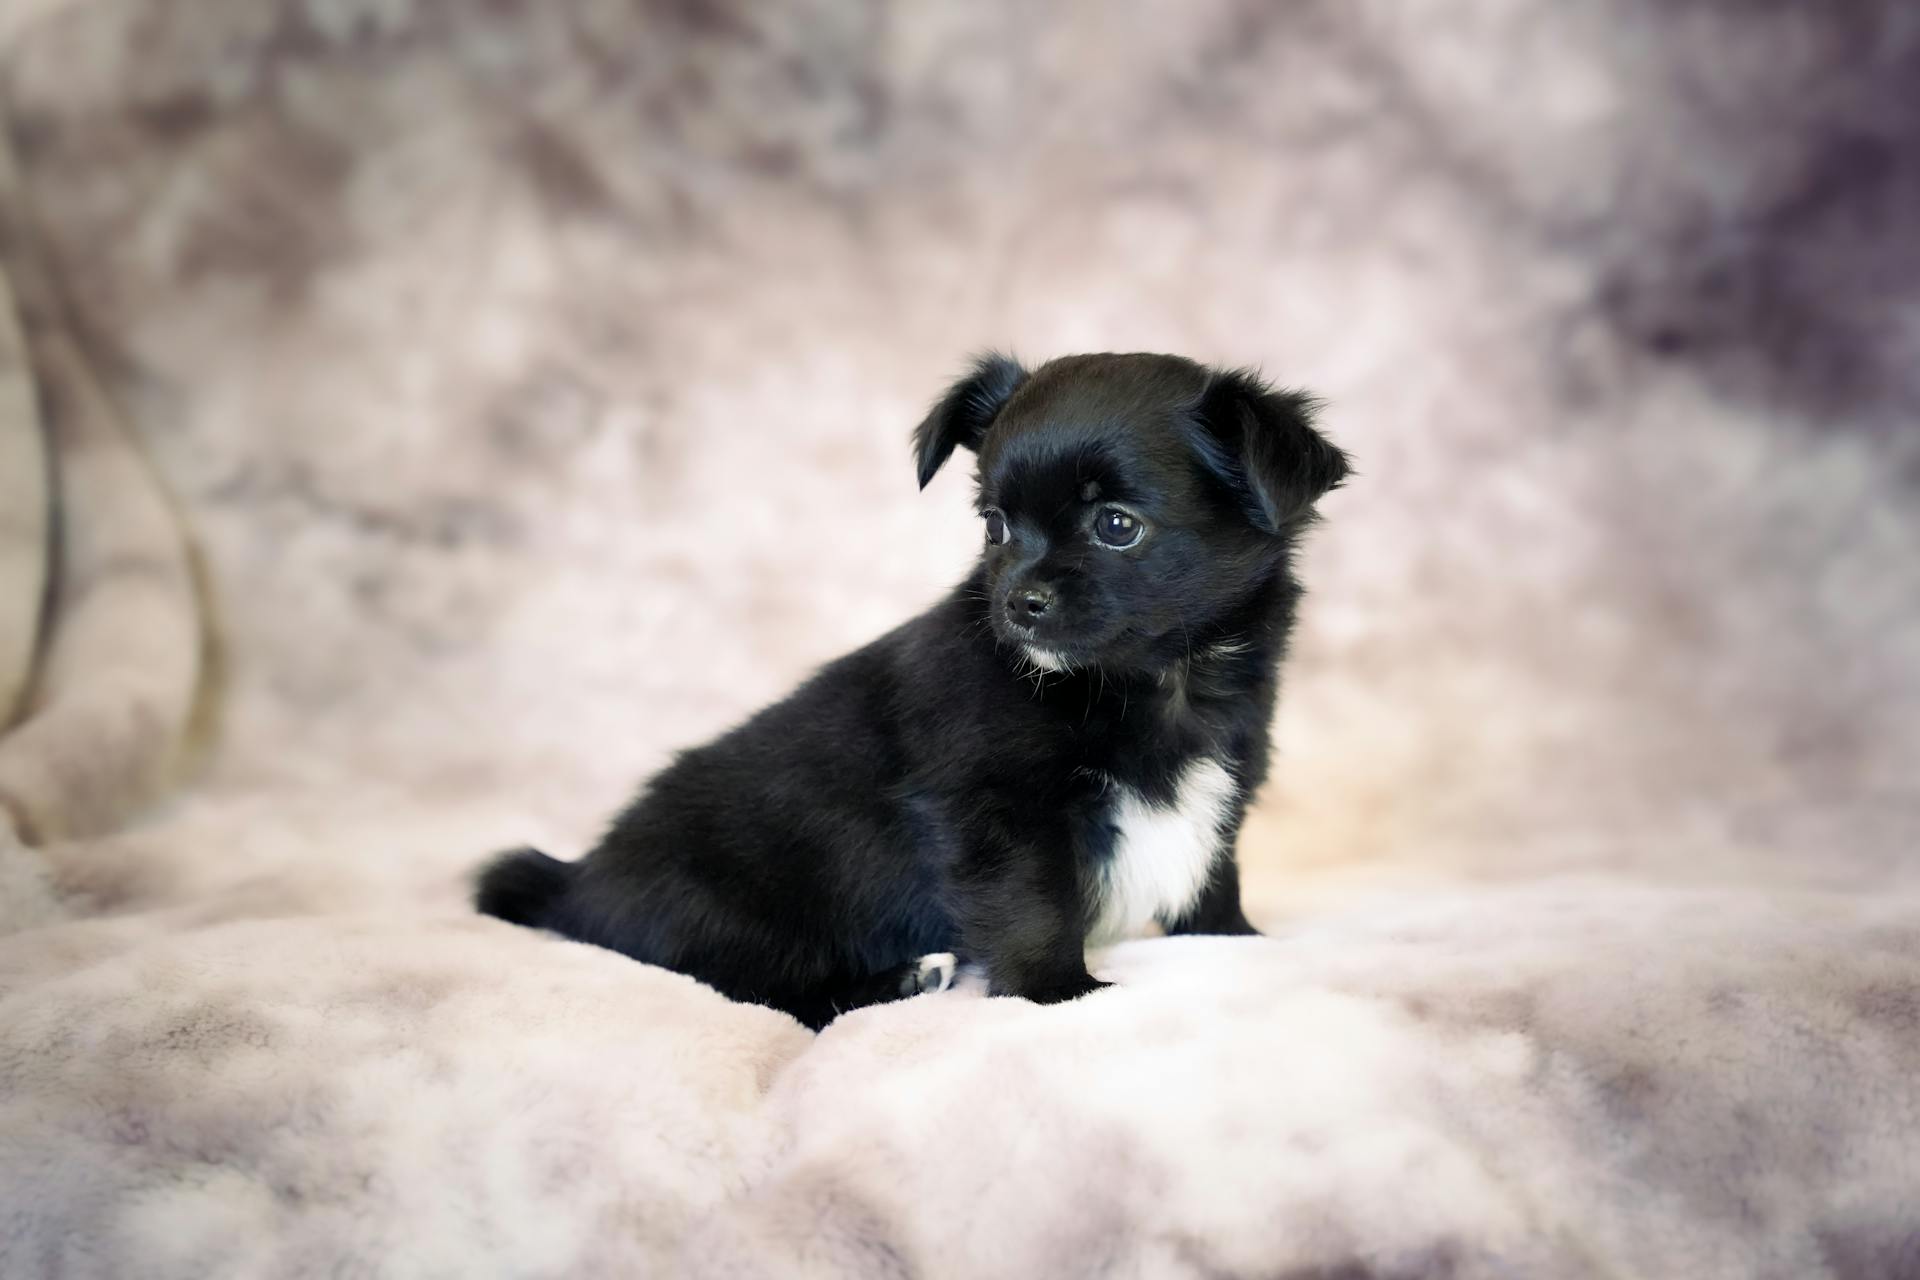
[2,3,1918,1276]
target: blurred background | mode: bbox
[2,0,1917,923]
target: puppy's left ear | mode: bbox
[1195,369,1350,533]
[912,353,1029,489]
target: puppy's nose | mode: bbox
[1014,586,1055,620]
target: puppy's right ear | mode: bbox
[912,353,1029,489]
[1194,368,1349,534]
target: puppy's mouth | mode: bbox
[1018,641,1072,673]
[996,616,1082,673]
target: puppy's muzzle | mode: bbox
[1008,585,1055,623]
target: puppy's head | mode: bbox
[914,352,1349,674]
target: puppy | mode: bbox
[477,352,1349,1029]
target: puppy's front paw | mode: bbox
[1020,973,1113,1006]
[903,952,959,995]
[1164,908,1262,937]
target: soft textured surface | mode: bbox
[0,123,46,731]
[1,2,1918,1276]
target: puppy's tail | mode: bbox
[475,846,572,929]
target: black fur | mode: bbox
[912,353,1030,489]
[477,352,1349,1029]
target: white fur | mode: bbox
[1025,647,1067,672]
[1088,758,1236,945]
[913,952,957,993]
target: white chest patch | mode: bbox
[1087,757,1236,946]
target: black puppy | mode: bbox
[477,352,1348,1028]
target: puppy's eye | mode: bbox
[1093,506,1144,549]
[983,509,1010,546]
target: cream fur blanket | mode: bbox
[2,3,1918,1277]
